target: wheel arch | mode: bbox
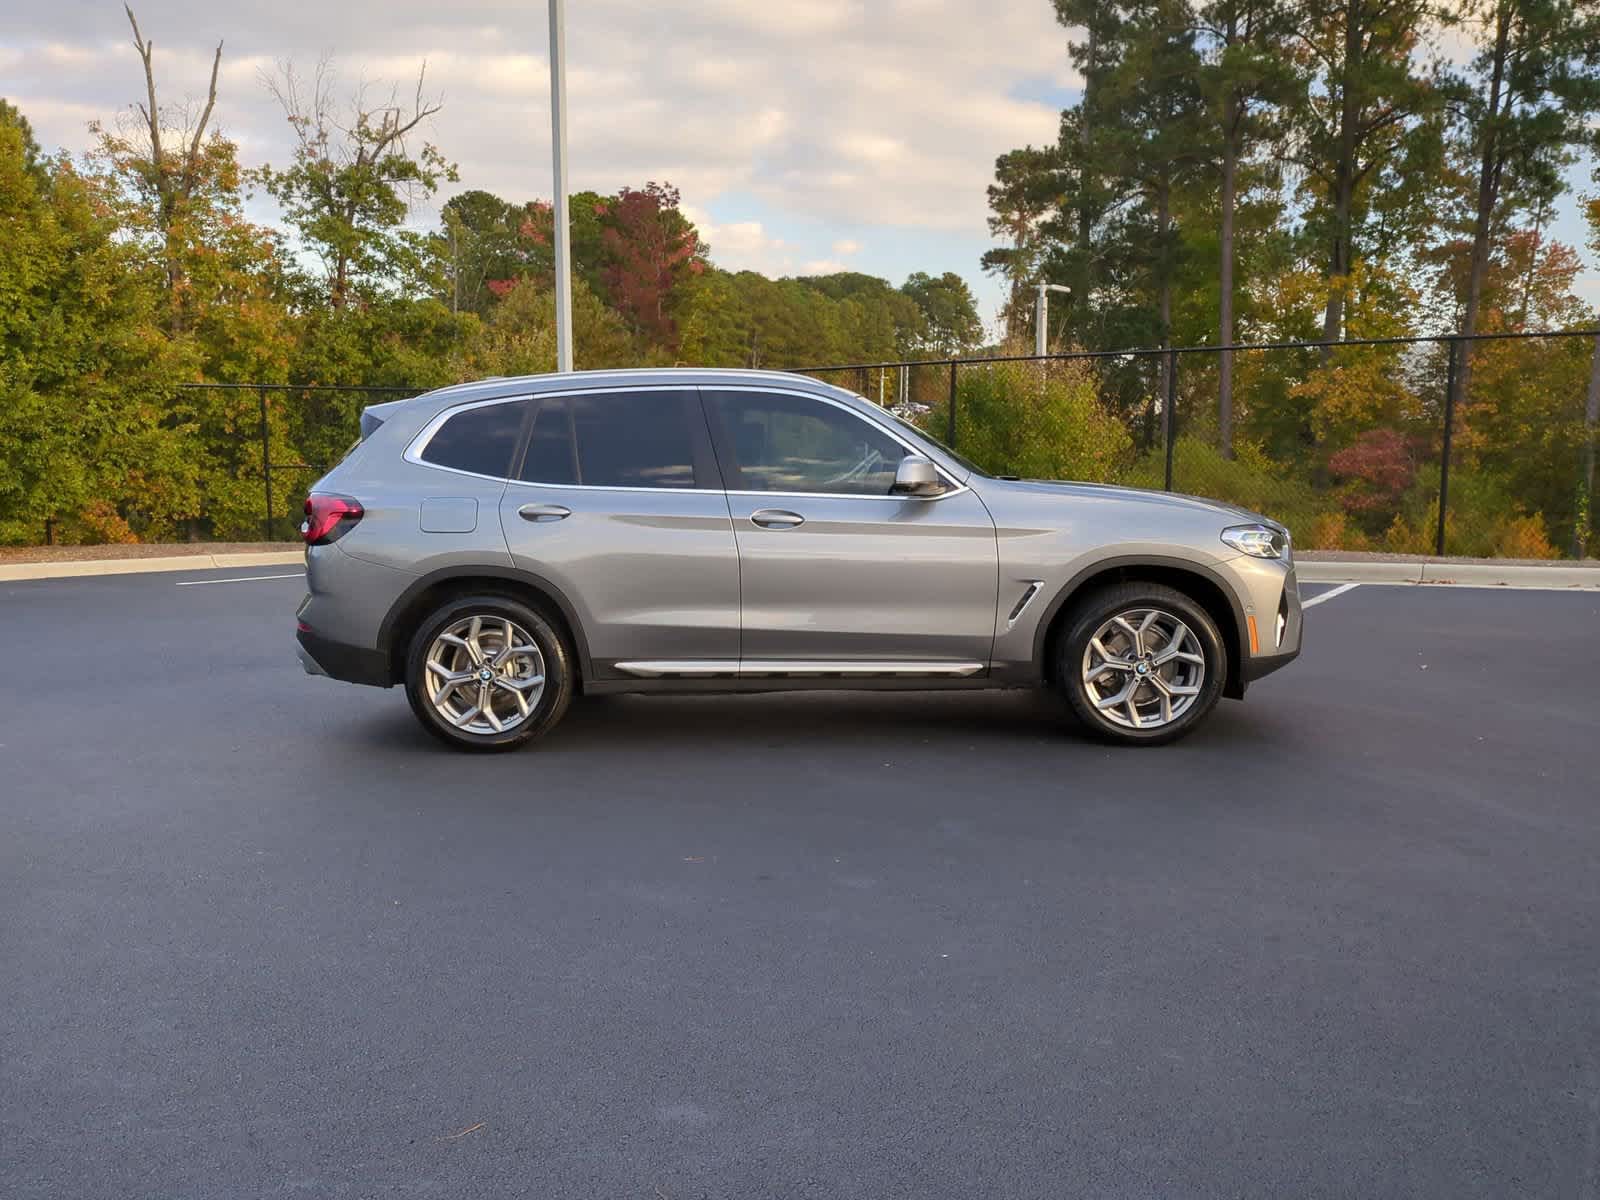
[1034,556,1247,700]
[378,566,592,688]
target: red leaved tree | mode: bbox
[1328,428,1416,519]
[599,182,703,350]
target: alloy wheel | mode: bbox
[423,614,546,736]
[1080,607,1206,731]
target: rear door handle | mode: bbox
[518,503,572,522]
[750,509,804,529]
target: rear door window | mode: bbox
[419,399,531,478]
[517,390,708,489]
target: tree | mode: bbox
[0,99,44,180]
[91,5,224,327]
[1053,0,1126,332]
[465,278,634,377]
[1092,0,1209,389]
[0,108,197,543]
[597,182,704,349]
[675,268,750,366]
[87,10,301,535]
[982,145,1065,342]
[900,272,985,356]
[1290,0,1444,348]
[437,189,521,316]
[1437,0,1600,414]
[797,272,926,357]
[1196,0,1300,455]
[256,59,456,307]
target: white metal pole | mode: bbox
[548,0,574,373]
[1035,283,1048,357]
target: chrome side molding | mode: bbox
[611,661,737,678]
[614,660,986,679]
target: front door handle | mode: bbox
[518,502,572,522]
[750,509,804,529]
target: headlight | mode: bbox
[1221,523,1289,559]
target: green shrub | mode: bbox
[952,361,1133,483]
[1124,436,1339,544]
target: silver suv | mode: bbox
[296,369,1301,750]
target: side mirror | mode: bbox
[890,453,946,498]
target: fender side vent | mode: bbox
[1007,581,1043,627]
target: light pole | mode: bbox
[1034,283,1072,356]
[548,0,573,373]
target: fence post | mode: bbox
[947,362,958,447]
[259,385,272,542]
[1437,338,1460,557]
[1578,332,1600,559]
[1163,349,1177,492]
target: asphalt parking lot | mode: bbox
[3,568,1597,1199]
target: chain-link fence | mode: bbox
[177,383,425,542]
[800,330,1600,560]
[67,332,1594,557]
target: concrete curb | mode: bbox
[3,549,1596,589]
[1297,560,1600,589]
[0,551,304,582]
[1298,560,1424,584]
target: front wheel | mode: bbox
[404,595,575,752]
[1056,582,1226,746]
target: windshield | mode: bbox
[883,409,991,479]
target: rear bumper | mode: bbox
[296,627,392,688]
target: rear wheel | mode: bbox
[1056,582,1226,746]
[404,595,575,752]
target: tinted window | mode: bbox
[521,397,577,485]
[706,391,907,495]
[420,400,529,478]
[518,390,701,489]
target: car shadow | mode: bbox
[341,686,1291,757]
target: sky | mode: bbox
[4,1,1597,330]
[3,0,1077,332]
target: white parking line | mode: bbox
[1301,582,1360,609]
[174,573,306,587]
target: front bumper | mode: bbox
[296,626,392,688]
[1223,555,1303,693]
[1242,643,1301,683]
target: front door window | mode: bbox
[703,391,907,495]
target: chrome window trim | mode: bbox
[401,379,968,499]
[699,383,968,501]
[403,393,534,484]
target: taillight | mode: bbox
[302,493,364,545]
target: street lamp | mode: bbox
[548,0,573,373]
[1034,283,1072,357]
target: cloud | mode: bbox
[7,1,1065,250]
[679,206,801,276]
[833,239,862,256]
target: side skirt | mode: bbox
[585,675,1036,697]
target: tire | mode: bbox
[1056,581,1226,746]
[403,594,575,752]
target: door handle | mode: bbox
[750,509,804,529]
[518,502,572,522]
